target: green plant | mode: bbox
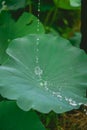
[0,0,87,130]
[0,11,44,64]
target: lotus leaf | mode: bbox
[0,34,87,113]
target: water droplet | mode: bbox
[38,8,40,12]
[53,91,56,95]
[69,98,77,106]
[40,82,44,86]
[37,38,39,41]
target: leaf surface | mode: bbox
[0,34,87,113]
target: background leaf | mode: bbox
[0,0,29,10]
[0,101,45,130]
[0,11,45,64]
[53,0,80,10]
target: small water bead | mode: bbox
[38,8,40,12]
[37,38,40,41]
[53,92,56,95]
[37,19,40,22]
[40,82,44,86]
[65,97,68,101]
[39,80,49,91]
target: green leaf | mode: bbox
[0,34,87,113]
[0,0,28,10]
[70,0,81,7]
[0,101,45,130]
[53,0,80,10]
[0,12,45,64]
